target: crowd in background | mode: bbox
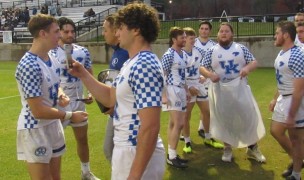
[0,3,62,31]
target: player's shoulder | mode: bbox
[290,45,304,58]
[73,44,89,52]
[162,48,174,59]
[193,46,205,54]
[208,39,217,45]
[17,52,40,73]
[48,46,61,57]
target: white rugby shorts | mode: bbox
[17,120,66,163]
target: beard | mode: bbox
[274,37,284,47]
[218,36,233,48]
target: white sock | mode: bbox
[291,171,301,180]
[198,120,204,130]
[205,133,211,139]
[168,147,177,159]
[81,162,90,174]
[184,136,191,144]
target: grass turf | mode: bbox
[0,61,299,179]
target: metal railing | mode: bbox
[74,6,118,38]
[158,14,295,39]
[2,13,297,43]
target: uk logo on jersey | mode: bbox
[219,60,240,74]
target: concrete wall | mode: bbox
[0,36,280,67]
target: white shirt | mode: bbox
[194,38,216,52]
[15,52,60,130]
[274,46,304,95]
[49,44,92,100]
[113,51,164,147]
[202,42,255,82]
[161,47,187,87]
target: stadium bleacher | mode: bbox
[0,0,120,42]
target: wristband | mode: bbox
[63,111,73,120]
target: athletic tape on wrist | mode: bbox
[64,111,73,120]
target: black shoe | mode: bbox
[176,154,189,164]
[285,175,301,180]
[282,162,304,178]
[167,156,188,169]
[179,135,185,141]
[282,163,293,178]
[198,129,205,138]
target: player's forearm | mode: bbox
[28,98,66,120]
[128,108,160,179]
[80,72,112,107]
[245,60,258,73]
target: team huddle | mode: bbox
[14,1,304,180]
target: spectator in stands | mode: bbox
[24,7,30,24]
[50,4,56,16]
[83,8,95,17]
[56,3,62,16]
[1,15,6,30]
[40,6,46,14]
[32,7,37,15]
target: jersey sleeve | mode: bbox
[161,52,174,74]
[196,47,205,64]
[15,60,42,99]
[83,47,92,69]
[240,44,255,64]
[289,48,304,78]
[129,55,163,109]
[202,48,213,69]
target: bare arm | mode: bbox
[286,78,304,127]
[27,97,87,123]
[269,89,279,112]
[199,66,220,82]
[128,107,161,180]
[240,60,258,78]
[69,61,115,107]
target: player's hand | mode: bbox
[70,111,88,123]
[240,66,250,78]
[68,60,86,78]
[58,94,70,107]
[199,76,206,84]
[189,86,199,96]
[83,94,93,104]
[268,99,277,112]
[104,107,114,115]
[210,73,220,83]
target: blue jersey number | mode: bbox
[48,83,59,107]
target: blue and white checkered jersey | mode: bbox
[112,51,164,147]
[161,47,187,87]
[185,46,205,80]
[194,38,216,52]
[274,46,304,95]
[15,52,61,130]
[49,44,92,100]
[202,42,255,83]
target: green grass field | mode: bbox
[0,61,301,180]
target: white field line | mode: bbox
[0,95,20,100]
